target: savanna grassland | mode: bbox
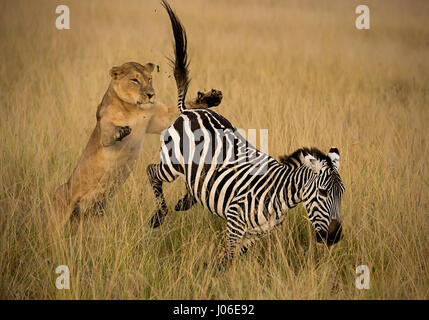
[0,0,428,299]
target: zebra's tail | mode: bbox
[162,0,190,113]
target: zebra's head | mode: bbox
[300,147,345,245]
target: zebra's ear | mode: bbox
[302,153,322,174]
[328,147,340,169]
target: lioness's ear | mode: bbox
[110,66,125,80]
[144,62,155,73]
[197,91,204,100]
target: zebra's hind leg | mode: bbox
[147,163,177,228]
[174,191,197,211]
[219,207,247,269]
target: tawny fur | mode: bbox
[50,61,222,232]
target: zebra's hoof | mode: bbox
[174,197,197,211]
[196,89,223,107]
[174,199,191,211]
[174,199,184,211]
[148,211,166,228]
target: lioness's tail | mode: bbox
[162,0,190,113]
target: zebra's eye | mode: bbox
[319,188,328,197]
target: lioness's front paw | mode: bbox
[197,89,223,107]
[114,126,132,141]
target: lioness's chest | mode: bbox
[105,112,151,162]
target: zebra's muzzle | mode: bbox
[316,219,343,245]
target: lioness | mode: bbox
[50,61,222,232]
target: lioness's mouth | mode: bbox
[136,101,154,109]
[136,99,154,105]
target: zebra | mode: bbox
[147,1,346,266]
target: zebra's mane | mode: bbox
[279,147,333,167]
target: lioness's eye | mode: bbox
[131,78,140,84]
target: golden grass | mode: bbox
[0,0,428,299]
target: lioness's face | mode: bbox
[110,62,156,107]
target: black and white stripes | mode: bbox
[147,108,345,264]
[148,1,345,266]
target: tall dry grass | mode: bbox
[0,0,428,299]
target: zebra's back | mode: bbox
[160,109,282,222]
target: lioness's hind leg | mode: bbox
[93,199,107,216]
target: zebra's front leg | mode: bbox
[147,163,173,228]
[239,233,263,256]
